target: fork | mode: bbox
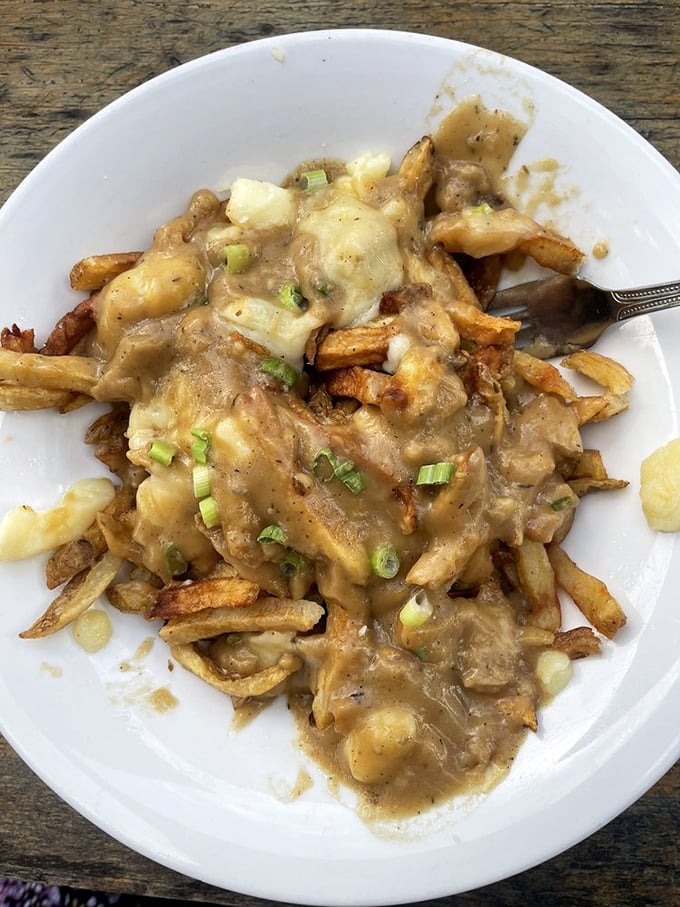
[489,274,680,358]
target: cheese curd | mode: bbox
[640,438,680,531]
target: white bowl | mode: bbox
[1,29,679,906]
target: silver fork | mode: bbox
[489,274,680,358]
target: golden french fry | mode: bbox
[569,476,629,497]
[314,323,398,371]
[151,576,261,620]
[0,382,73,411]
[69,251,142,291]
[20,551,122,638]
[561,350,634,395]
[515,538,561,632]
[107,580,159,617]
[513,350,576,400]
[171,643,302,698]
[41,297,96,356]
[428,208,584,276]
[1,325,36,353]
[552,626,602,659]
[498,695,538,732]
[567,449,608,481]
[586,393,629,422]
[570,395,609,425]
[0,349,101,394]
[325,366,390,405]
[448,301,519,346]
[398,135,435,199]
[547,543,626,639]
[426,245,482,309]
[159,597,325,646]
[45,522,107,590]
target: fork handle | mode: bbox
[611,281,680,322]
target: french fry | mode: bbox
[69,251,142,291]
[547,543,626,639]
[159,597,324,646]
[566,449,608,481]
[314,323,398,371]
[325,366,390,405]
[107,580,159,617]
[1,324,36,353]
[498,695,538,732]
[151,576,261,620]
[561,350,634,395]
[552,626,602,659]
[426,244,482,309]
[0,349,101,394]
[513,350,576,400]
[514,538,561,632]
[20,551,122,638]
[45,522,107,590]
[41,297,96,356]
[570,395,609,425]
[448,301,519,346]
[568,475,629,497]
[398,135,435,199]
[171,643,302,698]
[0,382,73,411]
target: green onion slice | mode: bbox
[300,169,328,192]
[257,524,287,545]
[399,590,434,628]
[370,545,400,579]
[190,427,211,464]
[260,357,299,388]
[467,201,494,216]
[192,464,211,500]
[149,439,176,467]
[198,495,220,529]
[277,282,308,312]
[220,243,251,274]
[279,548,306,576]
[163,544,188,577]
[415,462,456,486]
[312,447,366,494]
[550,495,575,512]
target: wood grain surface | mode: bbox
[1,1,679,905]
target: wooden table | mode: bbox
[1,2,678,904]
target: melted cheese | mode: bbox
[297,192,403,328]
[0,478,116,561]
[218,296,324,365]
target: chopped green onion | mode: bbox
[550,495,575,512]
[257,524,287,545]
[163,544,188,577]
[190,427,211,464]
[149,439,176,467]
[300,169,328,192]
[415,462,456,486]
[219,243,251,274]
[334,458,366,494]
[312,447,366,495]
[260,357,299,388]
[315,281,331,297]
[192,464,211,499]
[370,545,400,579]
[399,590,433,628]
[413,647,429,661]
[312,447,338,482]
[198,495,220,529]
[467,201,494,215]
[279,548,306,576]
[277,282,308,312]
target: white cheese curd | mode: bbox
[383,332,412,374]
[640,437,680,531]
[296,192,403,327]
[0,478,116,561]
[345,151,392,198]
[535,650,573,699]
[127,400,173,455]
[72,608,113,653]
[218,296,324,365]
[226,179,296,229]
